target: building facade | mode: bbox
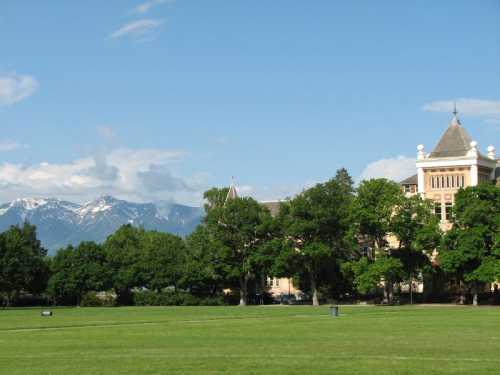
[400,111,498,230]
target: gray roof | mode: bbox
[261,201,282,217]
[429,116,473,158]
[225,183,238,203]
[400,174,418,185]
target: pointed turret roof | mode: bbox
[225,179,238,203]
[429,114,473,158]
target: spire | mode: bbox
[450,101,461,126]
[225,177,238,203]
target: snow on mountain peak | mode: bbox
[12,197,49,210]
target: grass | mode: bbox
[1,305,499,374]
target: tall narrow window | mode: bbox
[434,202,442,220]
[461,175,465,187]
[445,202,453,221]
[446,176,450,188]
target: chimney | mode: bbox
[467,141,478,158]
[417,144,425,160]
[487,145,496,160]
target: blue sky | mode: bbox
[1,0,499,205]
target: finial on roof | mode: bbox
[450,101,461,126]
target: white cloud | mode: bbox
[0,141,25,152]
[110,19,164,40]
[423,98,500,123]
[0,73,39,106]
[0,148,208,205]
[358,155,415,183]
[132,0,174,15]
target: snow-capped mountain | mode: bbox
[0,196,203,254]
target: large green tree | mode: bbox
[103,225,145,304]
[439,183,500,305]
[279,171,356,306]
[139,231,187,292]
[184,225,225,296]
[0,223,48,306]
[204,188,272,306]
[390,195,441,301]
[48,241,110,305]
[354,178,403,257]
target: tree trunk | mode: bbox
[383,283,393,304]
[239,275,248,306]
[311,276,319,306]
[458,282,466,305]
[472,283,479,306]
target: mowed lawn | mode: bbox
[1,305,499,374]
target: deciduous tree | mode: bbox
[439,183,500,305]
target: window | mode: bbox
[445,202,453,221]
[275,278,280,287]
[403,185,411,193]
[434,202,442,220]
[431,174,466,190]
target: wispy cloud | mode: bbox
[423,98,500,124]
[132,0,174,15]
[0,141,26,152]
[0,73,39,106]
[358,155,415,183]
[110,19,164,40]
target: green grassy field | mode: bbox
[1,305,499,374]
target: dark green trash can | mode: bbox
[330,305,339,317]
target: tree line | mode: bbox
[1,169,499,307]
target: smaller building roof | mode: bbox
[261,201,283,217]
[225,183,238,203]
[400,174,418,185]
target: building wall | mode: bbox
[422,166,471,228]
[266,277,299,297]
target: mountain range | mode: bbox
[0,196,203,255]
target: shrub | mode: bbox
[133,290,227,306]
[80,291,116,307]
